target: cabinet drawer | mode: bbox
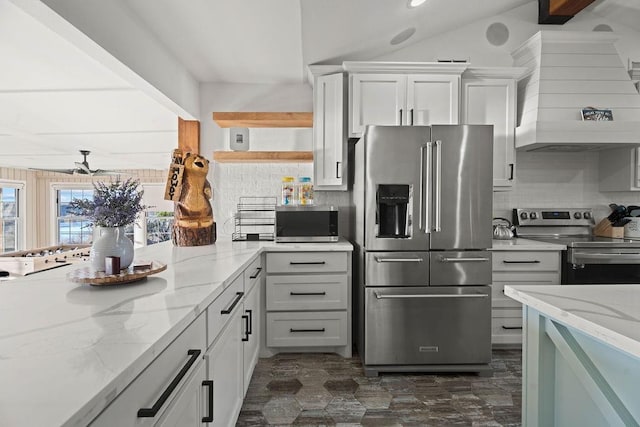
[207,273,244,348]
[491,274,558,308]
[492,307,522,318]
[267,252,347,274]
[266,274,348,310]
[492,251,560,272]
[244,255,263,294]
[90,315,206,426]
[491,316,523,345]
[266,311,348,347]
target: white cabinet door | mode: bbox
[406,74,460,125]
[461,78,516,190]
[242,280,260,396]
[206,306,244,427]
[349,73,405,136]
[314,73,347,189]
[155,361,210,427]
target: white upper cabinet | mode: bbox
[406,75,460,126]
[345,62,466,138]
[312,71,347,190]
[349,74,406,135]
[461,68,525,191]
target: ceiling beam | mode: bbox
[538,0,595,24]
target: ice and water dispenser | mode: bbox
[376,184,410,238]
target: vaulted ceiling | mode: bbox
[1,0,639,171]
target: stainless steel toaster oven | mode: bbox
[275,205,339,242]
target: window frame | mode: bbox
[0,180,25,253]
[50,183,95,246]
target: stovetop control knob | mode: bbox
[583,211,591,220]
[574,212,582,219]
[529,212,538,220]
[520,212,528,220]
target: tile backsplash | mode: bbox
[211,150,640,240]
[211,163,351,240]
[493,151,640,223]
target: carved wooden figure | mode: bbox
[169,150,216,246]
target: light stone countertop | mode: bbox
[0,239,352,427]
[491,238,566,251]
[504,284,640,359]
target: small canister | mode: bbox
[298,177,314,205]
[281,176,295,205]
[624,217,640,238]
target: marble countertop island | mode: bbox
[505,284,640,425]
[504,284,640,358]
[0,239,352,427]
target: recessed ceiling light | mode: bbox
[408,0,427,8]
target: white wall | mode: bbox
[375,1,640,67]
[199,82,317,237]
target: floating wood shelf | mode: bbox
[213,151,313,163]
[212,112,313,128]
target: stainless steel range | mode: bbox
[513,208,640,284]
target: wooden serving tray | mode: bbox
[67,261,167,286]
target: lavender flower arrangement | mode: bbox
[68,178,147,227]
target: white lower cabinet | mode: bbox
[490,249,561,345]
[206,305,244,427]
[155,361,210,427]
[264,251,352,358]
[90,315,207,426]
[242,263,261,396]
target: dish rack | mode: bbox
[232,197,276,241]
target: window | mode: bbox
[146,211,173,245]
[0,185,20,253]
[56,188,94,245]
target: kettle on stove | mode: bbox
[492,217,515,240]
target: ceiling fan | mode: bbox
[30,150,123,176]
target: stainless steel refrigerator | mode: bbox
[352,125,493,377]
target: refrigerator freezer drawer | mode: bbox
[430,251,492,286]
[364,286,491,366]
[365,251,429,286]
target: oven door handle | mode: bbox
[570,251,640,264]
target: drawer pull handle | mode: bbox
[375,292,488,299]
[242,315,250,342]
[202,380,214,422]
[137,349,201,418]
[290,291,327,296]
[249,267,262,279]
[220,292,244,314]
[246,309,253,335]
[501,325,523,330]
[290,328,326,333]
[375,257,424,263]
[503,260,540,264]
[290,261,326,265]
[439,257,489,263]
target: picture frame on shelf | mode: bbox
[581,107,613,121]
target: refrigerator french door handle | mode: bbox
[434,140,442,232]
[374,292,489,299]
[421,142,432,233]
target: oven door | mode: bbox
[564,249,640,284]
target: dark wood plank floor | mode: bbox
[237,349,522,426]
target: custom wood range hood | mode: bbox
[212,112,313,163]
